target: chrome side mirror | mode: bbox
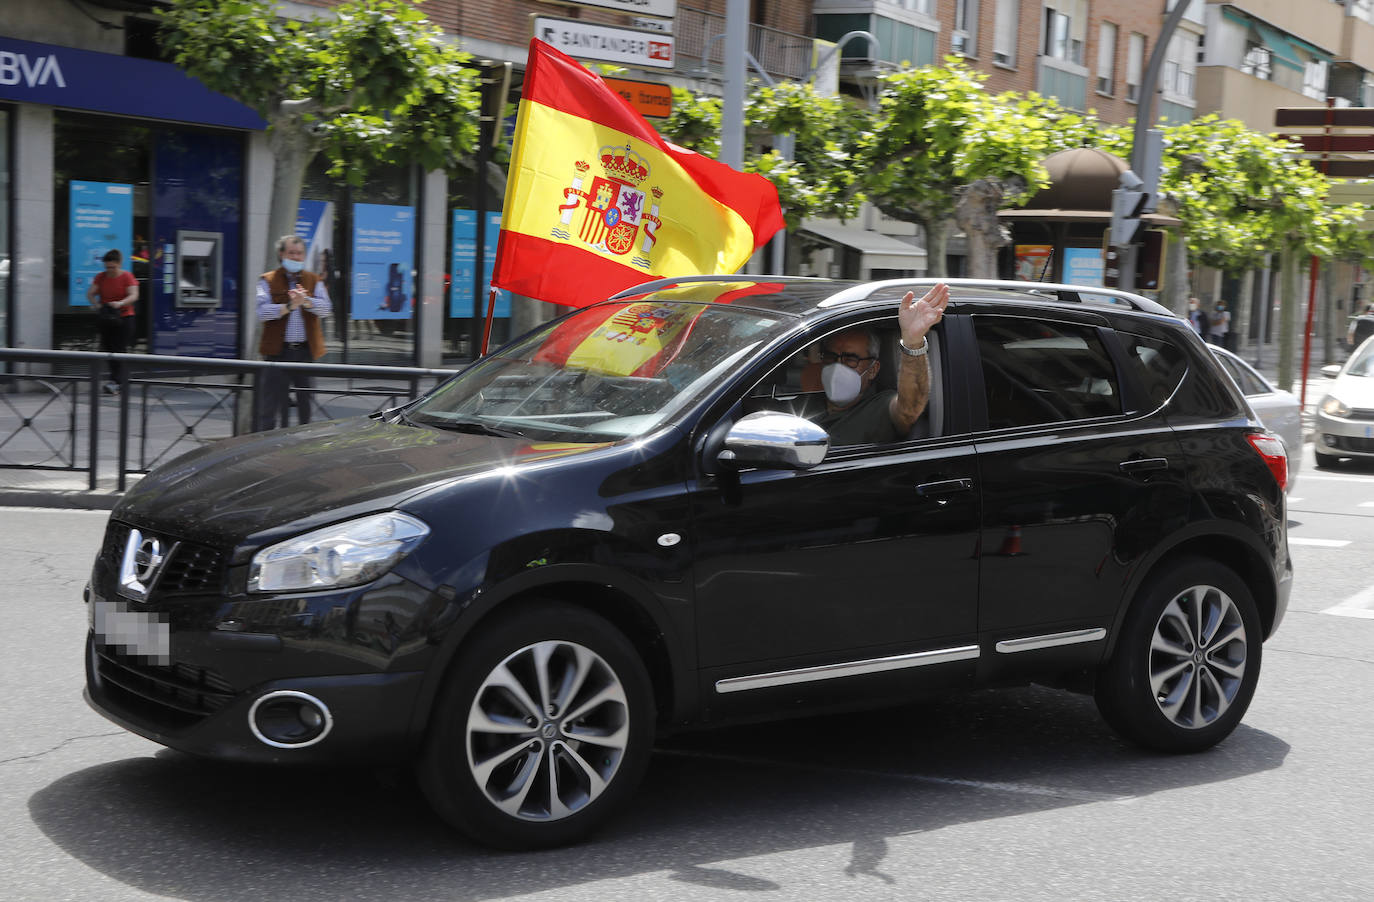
[1322,364,1342,379]
[719,411,830,471]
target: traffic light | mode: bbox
[1110,170,1149,248]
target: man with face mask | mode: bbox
[256,234,333,431]
[812,282,949,446]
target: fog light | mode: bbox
[1324,435,1338,447]
[248,690,333,749]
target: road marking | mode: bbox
[1323,586,1374,619]
[1301,473,1374,484]
[1289,537,1351,547]
[1360,501,1374,508]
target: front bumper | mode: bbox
[86,632,426,763]
[1314,411,1374,458]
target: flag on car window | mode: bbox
[492,39,785,309]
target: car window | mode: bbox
[1214,354,1269,397]
[974,317,1122,427]
[744,319,945,446]
[407,300,793,441]
[1116,332,1188,410]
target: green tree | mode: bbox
[158,0,481,267]
[857,59,1055,278]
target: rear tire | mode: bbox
[418,601,655,849]
[1096,558,1262,753]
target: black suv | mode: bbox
[85,278,1291,849]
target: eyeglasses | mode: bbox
[820,349,876,369]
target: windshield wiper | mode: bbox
[420,416,526,438]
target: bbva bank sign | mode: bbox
[0,50,66,88]
[0,36,264,130]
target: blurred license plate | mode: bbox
[90,595,170,664]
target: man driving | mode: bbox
[812,282,949,446]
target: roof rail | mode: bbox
[607,274,831,300]
[818,278,1172,316]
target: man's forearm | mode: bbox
[890,345,931,432]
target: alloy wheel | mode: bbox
[466,639,631,821]
[1149,585,1249,729]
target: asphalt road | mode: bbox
[3,446,1373,902]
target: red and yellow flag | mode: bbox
[492,39,785,309]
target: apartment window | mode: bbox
[897,0,935,14]
[1097,22,1117,94]
[1126,32,1146,102]
[1241,43,1273,81]
[1304,58,1329,100]
[953,0,979,57]
[1163,31,1198,98]
[1351,0,1374,25]
[1043,0,1087,65]
[994,0,1018,65]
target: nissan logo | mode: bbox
[134,536,165,584]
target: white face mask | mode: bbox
[281,257,306,274]
[821,362,864,406]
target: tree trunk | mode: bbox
[1164,231,1189,315]
[1233,269,1254,355]
[264,117,318,271]
[954,178,1008,279]
[1277,245,1301,392]
[922,217,949,278]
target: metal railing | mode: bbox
[676,5,814,82]
[0,349,459,492]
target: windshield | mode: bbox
[407,298,793,441]
[1348,341,1374,377]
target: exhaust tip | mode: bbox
[248,690,333,749]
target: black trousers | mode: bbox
[258,344,314,431]
[97,314,135,382]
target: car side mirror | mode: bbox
[718,411,830,471]
[1322,364,1342,379]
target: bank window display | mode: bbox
[297,158,417,366]
[51,116,152,354]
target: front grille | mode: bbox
[1333,435,1374,453]
[158,542,227,596]
[94,644,236,728]
[101,520,228,598]
[1347,408,1374,422]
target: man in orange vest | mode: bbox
[256,235,332,431]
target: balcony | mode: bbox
[675,5,814,82]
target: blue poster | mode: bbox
[449,210,509,318]
[69,180,132,306]
[351,203,415,320]
[1062,246,1105,288]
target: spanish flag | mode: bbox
[492,39,785,309]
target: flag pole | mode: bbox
[480,287,498,357]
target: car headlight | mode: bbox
[1321,396,1351,418]
[249,512,430,593]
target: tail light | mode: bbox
[1246,433,1288,492]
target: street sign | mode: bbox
[533,17,675,69]
[603,77,672,119]
[565,0,676,18]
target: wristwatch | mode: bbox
[898,337,929,358]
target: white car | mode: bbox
[1209,345,1303,485]
[1314,336,1374,469]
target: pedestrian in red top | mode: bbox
[86,249,139,394]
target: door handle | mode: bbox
[1118,457,1168,475]
[916,477,974,497]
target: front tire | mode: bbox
[418,601,655,849]
[1096,558,1262,753]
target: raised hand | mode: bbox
[898,282,950,348]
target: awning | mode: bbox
[801,219,928,270]
[1250,20,1305,71]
